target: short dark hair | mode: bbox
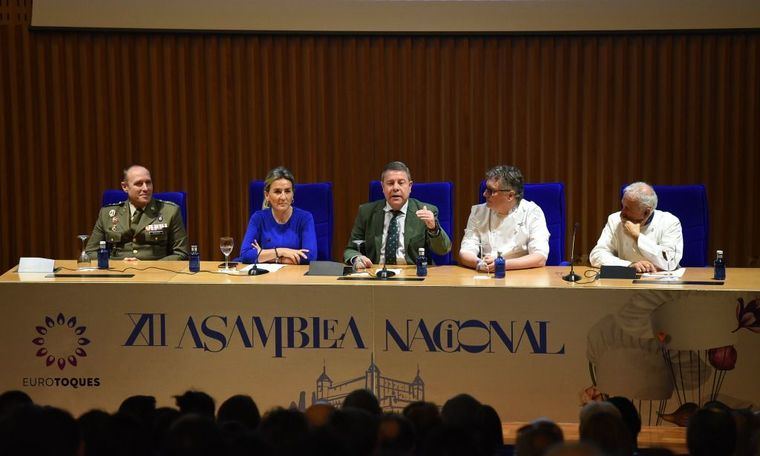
[485,165,524,201]
[380,161,411,182]
[342,389,382,416]
[217,394,261,430]
[516,420,565,456]
[687,407,737,456]
[173,390,216,418]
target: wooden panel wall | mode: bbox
[1,4,759,271]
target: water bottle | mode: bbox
[97,241,109,270]
[494,251,506,279]
[416,248,428,277]
[189,245,200,273]
[713,250,726,280]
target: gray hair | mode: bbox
[263,166,296,208]
[380,161,412,182]
[485,165,524,201]
[623,181,658,210]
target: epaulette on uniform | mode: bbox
[105,200,126,207]
[155,199,178,207]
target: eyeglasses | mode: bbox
[483,187,513,196]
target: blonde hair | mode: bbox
[262,167,295,208]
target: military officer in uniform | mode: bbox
[85,165,189,260]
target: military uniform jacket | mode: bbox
[85,199,189,260]
[343,198,452,265]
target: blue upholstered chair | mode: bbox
[101,190,188,227]
[478,181,566,266]
[248,181,334,261]
[368,181,455,265]
[620,184,709,267]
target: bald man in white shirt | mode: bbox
[590,182,683,273]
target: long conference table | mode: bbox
[1,261,759,423]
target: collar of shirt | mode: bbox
[383,200,409,215]
[490,199,523,224]
[643,210,655,226]
[128,202,140,219]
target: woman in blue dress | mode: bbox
[239,167,317,264]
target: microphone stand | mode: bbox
[563,222,581,282]
[248,248,269,276]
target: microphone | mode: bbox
[562,222,581,282]
[248,245,269,276]
[375,262,396,279]
[247,263,269,275]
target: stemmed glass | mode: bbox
[662,248,678,281]
[476,244,492,278]
[352,240,366,272]
[77,234,91,270]
[464,228,490,279]
[220,237,234,271]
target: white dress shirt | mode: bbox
[379,201,408,265]
[589,210,683,270]
[460,200,550,260]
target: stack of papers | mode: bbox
[640,268,687,280]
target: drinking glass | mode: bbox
[77,234,91,269]
[220,237,234,270]
[352,240,366,272]
[476,246,491,279]
[662,248,678,281]
[464,228,490,279]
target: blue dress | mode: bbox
[238,207,317,264]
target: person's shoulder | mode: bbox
[409,198,439,212]
[98,200,126,215]
[153,198,179,210]
[519,199,543,213]
[357,200,384,212]
[250,208,272,221]
[654,210,681,224]
[469,203,488,215]
[293,207,314,221]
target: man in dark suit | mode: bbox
[344,161,451,268]
[85,165,189,261]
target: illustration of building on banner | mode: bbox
[292,355,425,412]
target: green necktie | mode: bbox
[131,209,142,228]
[385,210,402,265]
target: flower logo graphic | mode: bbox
[32,313,90,370]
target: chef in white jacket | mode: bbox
[590,182,683,273]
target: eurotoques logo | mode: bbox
[32,313,90,370]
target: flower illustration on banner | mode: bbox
[708,345,737,371]
[32,313,90,370]
[578,385,604,406]
[733,298,760,333]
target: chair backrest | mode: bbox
[620,184,709,267]
[368,181,455,265]
[101,190,188,227]
[478,181,566,266]
[249,181,334,261]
